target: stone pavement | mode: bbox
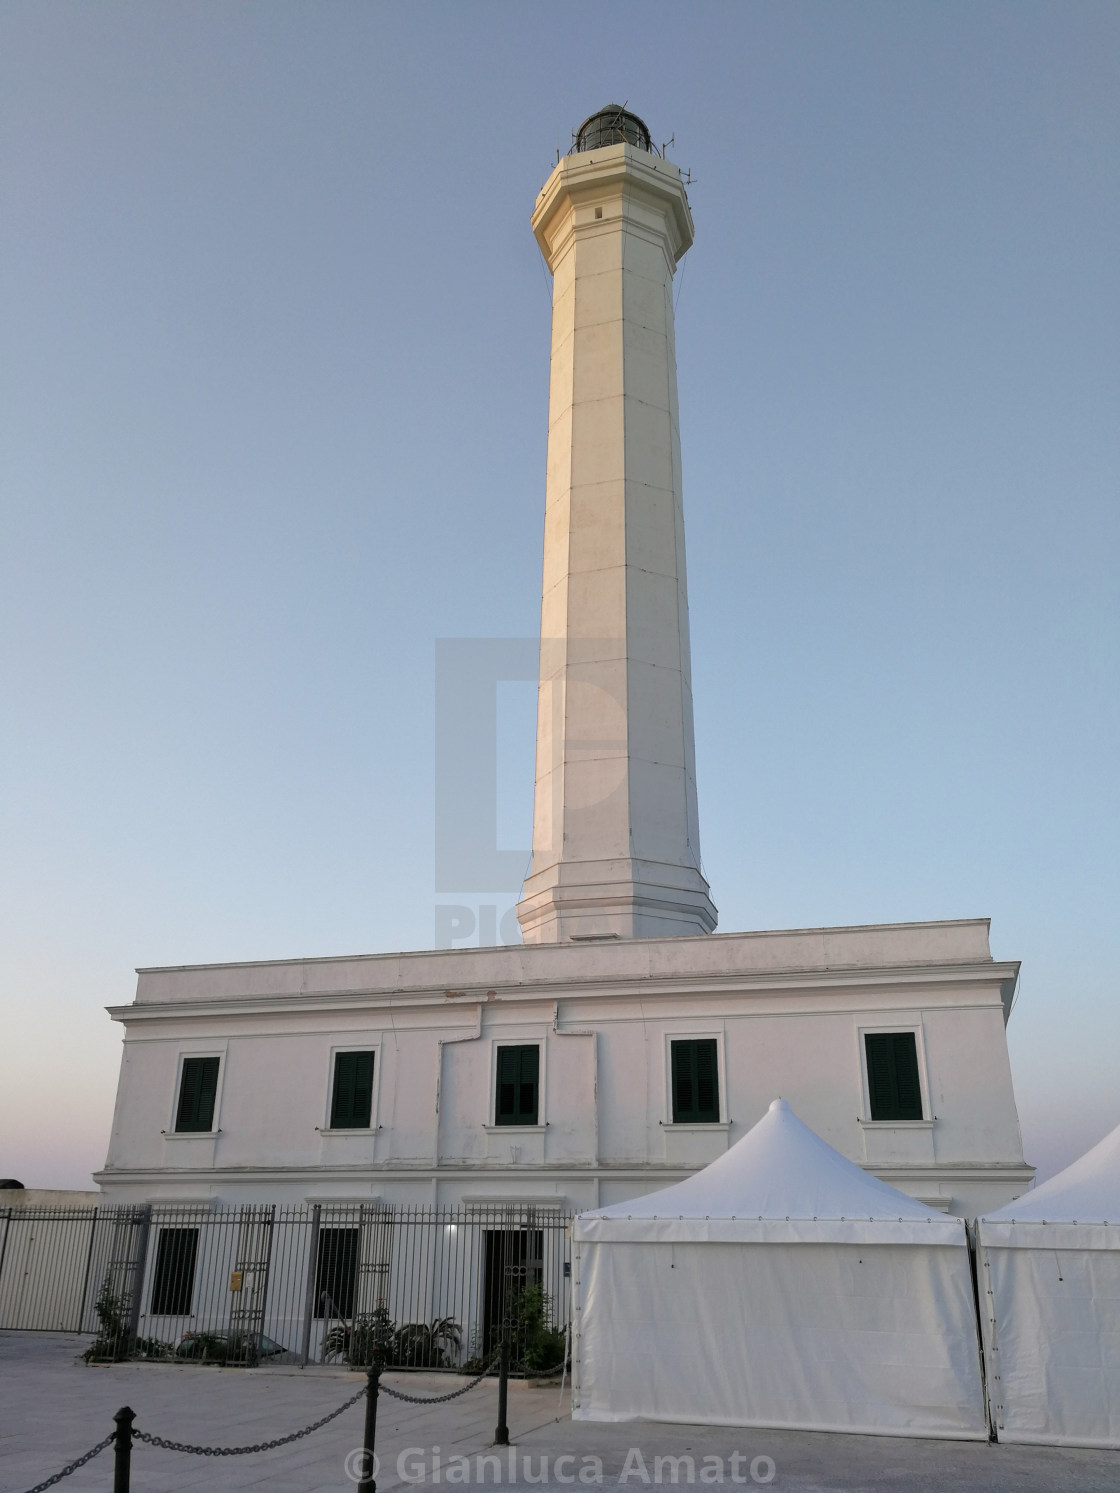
[2,1333,1117,1493]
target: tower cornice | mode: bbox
[531,143,694,273]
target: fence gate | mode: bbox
[226,1206,275,1360]
[0,1209,99,1331]
[355,1204,393,1317]
[102,1207,151,1342]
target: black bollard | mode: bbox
[494,1333,510,1446]
[358,1365,380,1493]
[113,1406,135,1493]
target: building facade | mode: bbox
[96,918,1031,1216]
[96,109,1033,1220]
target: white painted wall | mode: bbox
[97,920,1033,1217]
[518,143,716,942]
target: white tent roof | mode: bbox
[574,1099,965,1245]
[980,1119,1120,1250]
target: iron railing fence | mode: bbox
[0,1204,572,1371]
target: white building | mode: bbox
[96,107,1033,1219]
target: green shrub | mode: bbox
[82,1278,133,1363]
[504,1283,567,1374]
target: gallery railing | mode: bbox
[0,1203,571,1371]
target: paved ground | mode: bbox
[1,1333,1117,1493]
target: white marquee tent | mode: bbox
[978,1120,1120,1447]
[572,1099,988,1438]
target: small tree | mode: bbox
[83,1277,132,1363]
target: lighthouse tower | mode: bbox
[517,107,718,944]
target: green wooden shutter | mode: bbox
[175,1057,220,1133]
[496,1047,518,1122]
[865,1033,923,1121]
[695,1040,717,1120]
[891,1033,923,1118]
[671,1040,719,1123]
[495,1045,539,1126]
[331,1051,375,1128]
[518,1045,539,1123]
[672,1042,693,1118]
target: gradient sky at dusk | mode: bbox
[2,1,1117,1189]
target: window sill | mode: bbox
[660,1121,731,1132]
[319,1127,377,1136]
[483,1124,546,1134]
[857,1118,934,1129]
[162,1130,219,1139]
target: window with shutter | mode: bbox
[150,1227,199,1316]
[314,1228,360,1319]
[330,1051,375,1129]
[495,1045,539,1126]
[175,1057,220,1133]
[670,1039,720,1123]
[865,1032,924,1121]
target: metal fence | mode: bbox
[0,1204,572,1371]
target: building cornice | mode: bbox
[93,1159,1035,1187]
[109,958,1020,1025]
[133,917,996,977]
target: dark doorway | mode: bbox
[483,1228,543,1352]
[314,1227,359,1319]
[149,1227,199,1317]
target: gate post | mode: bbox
[299,1203,322,1367]
[124,1206,151,1346]
[113,1406,135,1492]
[358,1364,380,1493]
[495,1328,510,1445]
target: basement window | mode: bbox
[865,1033,924,1121]
[495,1045,539,1126]
[671,1039,720,1123]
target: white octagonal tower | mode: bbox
[517,107,718,944]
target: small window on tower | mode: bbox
[671,1039,720,1123]
[865,1033,924,1121]
[495,1045,540,1126]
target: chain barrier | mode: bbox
[379,1352,503,1404]
[132,1381,368,1456]
[19,1433,114,1493]
[20,1345,569,1488]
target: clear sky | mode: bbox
[2,1,1116,1191]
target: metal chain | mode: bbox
[379,1353,502,1404]
[518,1362,569,1378]
[133,1382,368,1456]
[27,1349,560,1478]
[20,1433,114,1493]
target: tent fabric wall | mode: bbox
[978,1120,1120,1447]
[574,1236,987,1436]
[572,1100,988,1438]
[978,1237,1120,1447]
